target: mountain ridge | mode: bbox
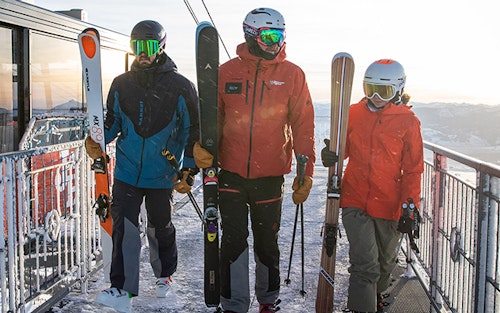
[313,101,500,165]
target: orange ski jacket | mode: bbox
[340,98,424,220]
[217,43,316,179]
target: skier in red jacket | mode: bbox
[195,7,315,313]
[322,59,424,313]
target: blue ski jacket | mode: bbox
[104,54,199,188]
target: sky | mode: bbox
[34,0,499,106]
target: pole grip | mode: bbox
[296,154,309,187]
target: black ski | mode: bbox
[196,21,220,307]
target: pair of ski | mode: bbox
[78,22,221,307]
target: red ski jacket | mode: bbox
[340,98,424,220]
[217,43,316,179]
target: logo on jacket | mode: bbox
[270,80,285,86]
[225,82,242,94]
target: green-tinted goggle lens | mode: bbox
[130,39,161,56]
[363,83,397,101]
[258,28,285,46]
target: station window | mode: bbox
[0,27,17,153]
[31,32,83,115]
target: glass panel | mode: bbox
[0,27,16,153]
[26,32,128,148]
[101,48,129,113]
[31,33,83,115]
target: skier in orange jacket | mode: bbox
[194,8,315,313]
[322,59,424,313]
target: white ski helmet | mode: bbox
[243,8,285,38]
[363,59,406,101]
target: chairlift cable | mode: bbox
[183,0,199,24]
[200,0,231,60]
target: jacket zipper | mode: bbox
[246,59,262,177]
[245,80,249,104]
[135,138,146,186]
[364,113,380,206]
[259,80,266,105]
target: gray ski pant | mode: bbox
[342,207,401,312]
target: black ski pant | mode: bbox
[109,179,177,296]
[218,170,284,313]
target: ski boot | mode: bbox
[259,299,281,312]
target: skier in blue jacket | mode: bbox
[85,20,199,313]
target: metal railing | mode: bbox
[408,141,500,313]
[0,142,101,313]
[0,115,112,313]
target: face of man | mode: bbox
[136,52,157,67]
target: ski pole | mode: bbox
[285,196,300,285]
[285,154,308,296]
[162,149,205,223]
[298,154,308,296]
[299,201,306,295]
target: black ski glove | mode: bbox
[397,212,413,234]
[321,138,339,167]
[397,198,421,253]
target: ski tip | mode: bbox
[81,27,100,39]
[333,52,353,60]
[195,21,218,51]
[79,31,99,59]
[196,21,215,33]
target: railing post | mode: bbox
[431,152,446,312]
[6,159,17,312]
[0,161,7,312]
[474,172,490,313]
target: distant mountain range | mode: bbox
[411,102,500,165]
[314,102,500,165]
[411,102,500,147]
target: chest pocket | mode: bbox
[225,82,242,94]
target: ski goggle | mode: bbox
[257,28,285,47]
[363,83,397,101]
[130,39,161,56]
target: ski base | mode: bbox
[78,27,113,282]
[315,52,354,313]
